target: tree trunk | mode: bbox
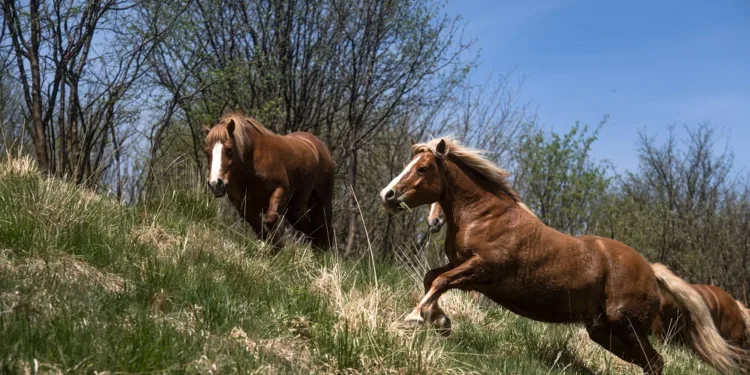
[58,81,67,175]
[28,0,50,172]
[344,146,358,256]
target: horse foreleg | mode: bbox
[264,186,287,228]
[414,264,454,335]
[267,187,290,249]
[406,256,488,324]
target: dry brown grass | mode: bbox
[14,360,63,375]
[0,252,125,321]
[310,261,480,374]
[229,326,313,371]
[151,304,206,337]
[131,223,182,257]
[0,252,124,294]
[0,154,36,177]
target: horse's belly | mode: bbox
[477,280,602,324]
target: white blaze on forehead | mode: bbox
[429,203,440,220]
[208,142,223,183]
[380,154,422,200]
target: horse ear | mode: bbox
[436,139,447,155]
[226,119,235,135]
[410,138,416,146]
[202,124,211,136]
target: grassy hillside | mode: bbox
[0,156,717,374]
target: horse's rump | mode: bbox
[282,132,333,169]
[285,132,322,162]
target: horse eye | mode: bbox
[417,167,427,174]
[225,148,233,156]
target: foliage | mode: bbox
[514,119,611,235]
[607,124,749,301]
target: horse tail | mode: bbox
[651,263,747,374]
[738,300,750,349]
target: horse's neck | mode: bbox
[244,127,278,163]
[229,128,265,186]
[439,160,514,227]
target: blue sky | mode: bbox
[443,0,750,175]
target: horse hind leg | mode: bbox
[307,191,333,251]
[285,207,314,240]
[587,316,664,375]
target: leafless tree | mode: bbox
[1,0,186,197]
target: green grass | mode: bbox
[0,156,718,374]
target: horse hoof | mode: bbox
[433,315,452,337]
[403,310,425,326]
[399,319,423,331]
[262,212,280,227]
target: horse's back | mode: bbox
[558,234,656,287]
[278,131,332,170]
[286,131,332,159]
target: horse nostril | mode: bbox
[385,190,395,200]
[217,178,224,187]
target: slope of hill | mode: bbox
[0,156,717,374]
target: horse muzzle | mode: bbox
[380,188,405,213]
[207,179,227,197]
[428,219,443,233]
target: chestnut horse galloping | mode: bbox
[429,201,750,372]
[205,112,334,251]
[651,268,750,352]
[379,137,745,374]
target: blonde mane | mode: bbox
[412,137,522,203]
[206,112,274,160]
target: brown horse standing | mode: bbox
[205,112,334,250]
[651,271,750,352]
[379,137,746,374]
